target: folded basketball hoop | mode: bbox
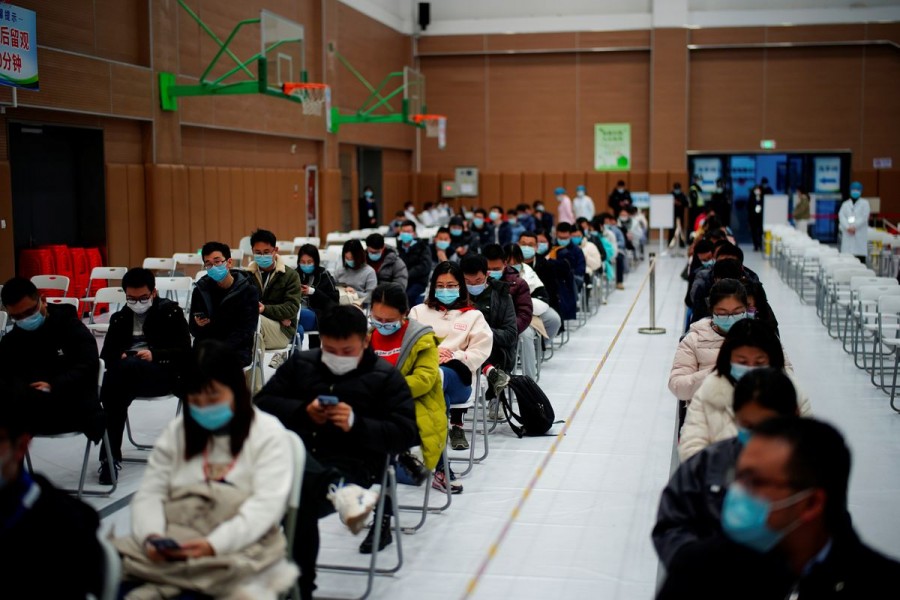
[282,82,332,119]
[412,114,447,149]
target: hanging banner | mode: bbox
[0,4,37,90]
[814,157,841,193]
[594,123,631,171]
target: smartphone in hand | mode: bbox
[124,350,139,357]
[149,537,181,552]
[319,394,339,406]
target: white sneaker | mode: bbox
[327,483,380,535]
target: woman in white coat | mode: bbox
[679,319,811,461]
[838,181,870,260]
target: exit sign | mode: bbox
[760,140,777,150]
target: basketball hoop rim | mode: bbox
[412,114,446,124]
[282,82,330,95]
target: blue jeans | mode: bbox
[296,308,319,348]
[441,366,471,407]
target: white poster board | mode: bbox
[763,194,789,226]
[649,194,674,229]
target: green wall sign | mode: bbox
[594,123,631,171]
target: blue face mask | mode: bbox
[520,246,536,260]
[713,312,747,333]
[730,362,760,381]
[435,288,460,305]
[537,242,549,255]
[509,217,519,225]
[721,483,810,553]
[436,240,451,250]
[737,427,752,446]
[571,236,583,245]
[512,264,523,272]
[189,402,234,431]
[368,252,382,262]
[557,238,571,247]
[489,211,501,221]
[473,218,484,228]
[466,283,487,296]
[16,310,45,331]
[254,254,274,269]
[450,228,463,237]
[488,270,503,280]
[702,259,716,269]
[207,264,229,282]
[364,190,373,198]
[345,259,355,268]
[850,190,861,200]
[399,232,414,244]
[371,318,402,336]
[299,263,315,274]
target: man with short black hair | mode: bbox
[658,417,900,599]
[248,229,302,357]
[365,232,409,290]
[255,305,417,600]
[608,179,632,214]
[396,220,432,306]
[483,244,536,380]
[98,267,191,483]
[189,242,259,366]
[551,222,587,291]
[470,208,495,248]
[0,277,104,442]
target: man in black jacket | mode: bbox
[0,278,103,442]
[658,417,900,600]
[97,267,190,483]
[0,398,104,598]
[396,220,433,306]
[189,242,259,367]
[255,305,417,600]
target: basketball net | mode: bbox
[282,83,332,129]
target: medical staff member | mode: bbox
[838,181,870,262]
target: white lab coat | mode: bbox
[573,194,596,220]
[838,198,870,256]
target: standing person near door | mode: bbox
[358,185,378,228]
[838,181,870,262]
[792,187,811,234]
[747,183,765,252]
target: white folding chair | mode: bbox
[230,248,246,267]
[142,257,176,275]
[155,276,194,311]
[31,275,70,297]
[82,267,128,314]
[850,285,900,371]
[24,359,118,499]
[283,430,307,600]
[98,533,122,600]
[244,318,265,392]
[124,393,182,462]
[448,372,489,477]
[47,297,80,310]
[86,288,127,334]
[277,240,295,253]
[172,252,203,278]
[396,445,452,533]
[281,254,299,269]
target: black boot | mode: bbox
[358,514,392,554]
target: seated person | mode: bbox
[658,418,900,600]
[550,222,587,292]
[690,255,751,324]
[690,242,761,323]
[470,208,495,248]
[0,398,104,597]
[0,278,103,442]
[598,213,626,290]
[409,262,495,463]
[504,209,526,244]
[365,233,409,289]
[366,283,446,547]
[448,216,479,257]
[680,319,807,461]
[571,225,603,284]
[534,200,554,232]
[396,220,433,307]
[653,368,800,568]
[98,267,191,484]
[247,229,302,355]
[254,306,417,600]
[117,341,295,599]
[516,203,537,232]
[519,231,561,325]
[483,244,536,380]
[296,244,340,349]
[505,242,562,341]
[431,227,459,265]
[189,242,259,367]
[403,201,422,227]
[744,279,780,338]
[334,239,377,303]
[537,229,578,322]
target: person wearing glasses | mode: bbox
[189,242,260,368]
[97,267,191,484]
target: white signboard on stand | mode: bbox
[764,194,789,226]
[649,194,674,229]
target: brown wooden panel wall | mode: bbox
[500,173,522,208]
[0,162,13,280]
[522,173,543,204]
[105,164,147,268]
[880,170,900,217]
[481,173,501,205]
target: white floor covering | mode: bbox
[25,249,900,599]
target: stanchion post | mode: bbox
[639,253,667,335]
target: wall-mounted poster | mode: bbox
[814,157,841,193]
[594,123,630,171]
[0,4,37,90]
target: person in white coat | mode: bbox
[679,319,811,462]
[573,185,595,221]
[839,181,870,261]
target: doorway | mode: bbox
[357,146,383,226]
[9,123,106,266]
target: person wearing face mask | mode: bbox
[549,222,587,292]
[295,244,339,350]
[747,181,767,252]
[446,215,480,257]
[516,203,538,232]
[608,179,632,214]
[0,399,105,598]
[97,268,191,484]
[484,244,536,383]
[256,305,417,599]
[533,200,554,232]
[597,213,626,290]
[572,184,595,221]
[247,229,302,359]
[553,186,576,225]
[519,232,563,325]
[403,201,422,227]
[364,232,409,290]
[504,243,561,342]
[0,277,104,445]
[396,220,433,307]
[679,319,807,462]
[710,178,731,228]
[689,243,761,324]
[190,242,260,367]
[409,262,495,456]
[358,185,378,228]
[470,208,495,248]
[334,239,377,304]
[670,182,689,248]
[839,181,870,261]
[653,368,800,569]
[659,417,900,600]
[365,283,445,548]
[119,340,296,599]
[431,226,460,265]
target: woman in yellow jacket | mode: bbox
[364,283,447,553]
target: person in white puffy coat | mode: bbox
[838,181,870,259]
[679,319,811,461]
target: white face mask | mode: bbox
[128,299,153,315]
[321,350,362,375]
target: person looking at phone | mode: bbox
[189,242,260,367]
[295,244,340,349]
[117,341,295,598]
[0,396,105,597]
[255,305,417,600]
[97,267,190,484]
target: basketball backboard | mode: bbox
[403,66,425,120]
[261,10,305,92]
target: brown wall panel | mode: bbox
[202,167,219,243]
[586,172,608,205]
[630,172,649,193]
[862,47,900,168]
[229,169,246,246]
[415,173,440,205]
[578,30,652,49]
[486,32,577,52]
[650,29,688,171]
[126,164,147,266]
[765,24,867,44]
[500,173,522,208]
[146,165,174,257]
[852,170,879,198]
[216,168,232,246]
[522,173,543,204]
[320,169,343,237]
[481,172,501,205]
[417,35,487,55]
[171,167,191,253]
[689,27,766,46]
[543,172,565,206]
[648,172,669,194]
[879,170,900,216]
[0,162,13,280]
[105,165,131,268]
[187,167,206,251]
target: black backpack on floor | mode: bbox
[498,374,558,437]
